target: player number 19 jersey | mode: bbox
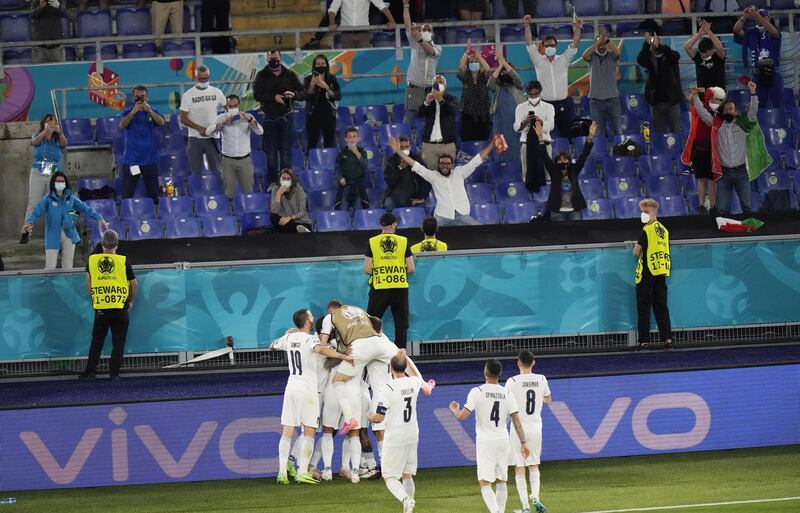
[464,383,519,442]
[375,376,421,447]
[271,332,320,392]
[504,373,550,428]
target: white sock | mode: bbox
[496,482,508,513]
[289,434,301,464]
[385,477,409,502]
[481,485,499,513]
[530,466,541,499]
[515,472,530,509]
[334,380,356,422]
[297,435,314,475]
[278,436,292,476]
[310,442,322,470]
[349,436,362,471]
[321,433,334,469]
[403,477,415,499]
[377,440,384,460]
[364,452,376,469]
[340,437,349,470]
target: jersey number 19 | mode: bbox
[289,350,303,375]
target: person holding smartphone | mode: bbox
[23,113,67,243]
[304,54,342,150]
[513,80,554,189]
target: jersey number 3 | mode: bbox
[490,400,500,427]
[289,350,303,376]
[403,397,413,423]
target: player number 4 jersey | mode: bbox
[375,376,421,447]
[504,373,550,428]
[465,383,519,442]
[271,332,321,393]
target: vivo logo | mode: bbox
[435,392,711,459]
[20,407,283,485]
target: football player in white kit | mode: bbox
[367,353,421,513]
[450,359,529,513]
[504,351,551,513]
[269,309,353,484]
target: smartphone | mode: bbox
[433,82,442,92]
[528,111,535,117]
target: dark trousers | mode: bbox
[262,115,294,186]
[368,287,409,349]
[502,0,536,16]
[636,274,672,344]
[201,0,230,54]
[550,98,574,140]
[460,113,491,142]
[307,109,336,150]
[85,308,129,375]
[270,213,312,233]
[336,182,369,211]
[122,163,160,204]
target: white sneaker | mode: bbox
[321,468,333,481]
[350,471,360,484]
[403,497,416,513]
[296,225,311,233]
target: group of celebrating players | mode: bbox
[269,301,551,513]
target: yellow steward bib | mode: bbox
[88,253,129,309]
[369,233,409,290]
[410,237,448,253]
[635,221,671,284]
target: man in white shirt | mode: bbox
[514,80,556,182]
[450,359,530,513]
[205,94,264,198]
[504,351,552,513]
[269,308,353,485]
[368,353,422,513]
[402,1,442,124]
[419,75,458,170]
[328,0,396,49]
[180,64,226,174]
[524,15,582,140]
[389,137,495,227]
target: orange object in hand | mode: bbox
[493,133,508,154]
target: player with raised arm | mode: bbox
[450,359,529,513]
[505,351,552,513]
[269,308,353,484]
[367,353,422,513]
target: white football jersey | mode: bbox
[464,383,519,442]
[375,376,421,447]
[314,338,336,395]
[271,331,320,392]
[504,373,550,428]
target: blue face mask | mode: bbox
[468,62,480,72]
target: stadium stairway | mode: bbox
[232,0,324,52]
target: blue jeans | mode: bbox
[337,182,368,211]
[262,114,294,187]
[550,210,583,222]
[436,213,480,227]
[590,97,622,138]
[717,165,752,214]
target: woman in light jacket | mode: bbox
[24,113,68,237]
[269,168,313,233]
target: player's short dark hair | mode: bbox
[697,36,714,53]
[485,359,502,379]
[542,35,557,46]
[293,309,311,328]
[518,350,535,367]
[390,353,407,373]
[527,80,542,93]
[327,299,342,310]
[421,216,438,237]
[369,315,383,333]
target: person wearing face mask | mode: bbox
[419,75,459,170]
[457,41,492,142]
[633,198,673,350]
[682,86,725,214]
[253,50,306,186]
[119,85,166,204]
[180,64,226,175]
[402,2,442,124]
[734,6,783,108]
[524,15,581,140]
[514,81,555,188]
[691,81,772,216]
[21,172,108,270]
[388,136,496,227]
[637,33,683,133]
[684,19,726,90]
[304,54,342,150]
[23,113,67,242]
[488,53,524,164]
[383,136,431,211]
[582,28,622,138]
[269,168,313,233]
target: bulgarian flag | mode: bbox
[717,217,765,233]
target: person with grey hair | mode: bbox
[180,64,226,174]
[80,229,137,380]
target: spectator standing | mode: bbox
[402,2,442,124]
[328,0,396,49]
[703,0,741,34]
[410,216,447,252]
[502,0,535,17]
[201,0,231,54]
[383,136,431,211]
[31,0,67,64]
[304,54,342,150]
[419,75,459,169]
[22,172,107,270]
[269,169,313,233]
[364,212,415,348]
[458,0,483,21]
[682,87,724,215]
[205,94,264,197]
[633,199,673,349]
[253,50,306,186]
[80,229,138,380]
[335,127,370,211]
[582,29,622,138]
[151,0,183,50]
[180,65,225,174]
[637,34,683,133]
[734,7,783,108]
[488,53,525,164]
[24,113,67,236]
[389,137,495,226]
[457,42,492,142]
[684,19,726,89]
[513,80,555,188]
[524,15,581,140]
[119,85,165,203]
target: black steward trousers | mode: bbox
[636,274,672,343]
[368,287,409,349]
[85,308,129,375]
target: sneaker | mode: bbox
[522,508,532,513]
[350,471,360,484]
[295,472,320,484]
[532,497,546,513]
[310,469,322,480]
[664,339,674,349]
[276,472,289,485]
[338,418,359,436]
[402,497,416,513]
[78,372,96,380]
[286,458,297,479]
[321,468,333,481]
[296,225,311,233]
[363,467,381,480]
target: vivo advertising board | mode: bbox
[1,365,797,491]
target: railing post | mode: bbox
[295,30,302,63]
[494,19,500,46]
[195,34,202,65]
[95,40,103,74]
[61,90,67,119]
[395,24,402,61]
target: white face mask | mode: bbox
[709,102,720,112]
[640,212,651,224]
[596,48,607,56]
[529,97,540,106]
[54,182,66,192]
[544,47,557,58]
[196,81,209,89]
[280,180,292,188]
[421,31,433,42]
[401,149,411,156]
[227,107,239,116]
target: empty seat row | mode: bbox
[86,215,240,244]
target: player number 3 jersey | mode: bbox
[465,383,519,442]
[504,373,550,428]
[375,376,421,447]
[271,332,321,393]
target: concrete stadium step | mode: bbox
[233,13,324,51]
[230,0,322,15]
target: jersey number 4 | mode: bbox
[289,350,303,376]
[490,400,500,427]
[403,397,413,423]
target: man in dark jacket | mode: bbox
[253,50,306,186]
[637,34,683,133]
[31,0,67,64]
[419,75,459,169]
[383,136,431,210]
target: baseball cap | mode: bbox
[380,213,398,226]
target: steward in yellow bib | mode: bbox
[632,198,673,350]
[364,212,415,348]
[411,216,448,253]
[80,229,138,380]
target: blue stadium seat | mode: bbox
[61,118,94,146]
[195,194,231,217]
[82,43,117,61]
[551,137,570,157]
[129,218,163,240]
[504,201,543,224]
[578,178,604,200]
[307,189,337,212]
[341,125,376,147]
[122,42,157,59]
[603,156,637,178]
[233,192,268,215]
[757,170,790,192]
[466,183,494,205]
[0,13,29,41]
[572,0,606,15]
[620,93,649,119]
[763,127,793,154]
[377,123,413,147]
[188,173,224,196]
[538,24,572,39]
[488,161,522,183]
[582,198,613,220]
[494,181,530,203]
[2,48,31,64]
[645,175,681,196]
[78,9,112,38]
[788,171,800,192]
[650,132,683,159]
[461,140,489,159]
[354,208,386,231]
[0,1,27,9]
[758,108,786,129]
[79,176,116,196]
[616,21,648,37]
[726,90,749,112]
[314,210,352,232]
[679,174,698,195]
[116,7,150,36]
[610,0,643,15]
[574,135,608,162]
[95,116,122,144]
[204,216,239,237]
[158,154,191,177]
[120,197,156,220]
[618,115,642,134]
[362,144,382,172]
[613,197,643,219]
[251,150,267,176]
[784,149,800,170]
[531,184,550,203]
[782,87,796,109]
[371,31,395,48]
[338,105,355,126]
[85,199,117,220]
[163,40,195,57]
[290,147,305,170]
[685,194,701,214]
[653,195,686,216]
[309,147,338,171]
[500,26,526,43]
[164,216,202,239]
[607,176,641,199]
[536,2,562,16]
[470,203,503,225]
[390,104,405,124]
[159,196,194,218]
[455,28,485,44]
[241,212,272,233]
[355,105,389,126]
[639,155,674,178]
[365,188,380,208]
[301,169,336,191]
[392,207,425,229]
[87,218,127,246]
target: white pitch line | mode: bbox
[569,496,800,513]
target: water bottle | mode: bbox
[0,498,16,505]
[641,121,651,143]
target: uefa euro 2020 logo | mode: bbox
[98,256,115,274]
[379,236,397,254]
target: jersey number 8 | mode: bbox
[526,389,536,415]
